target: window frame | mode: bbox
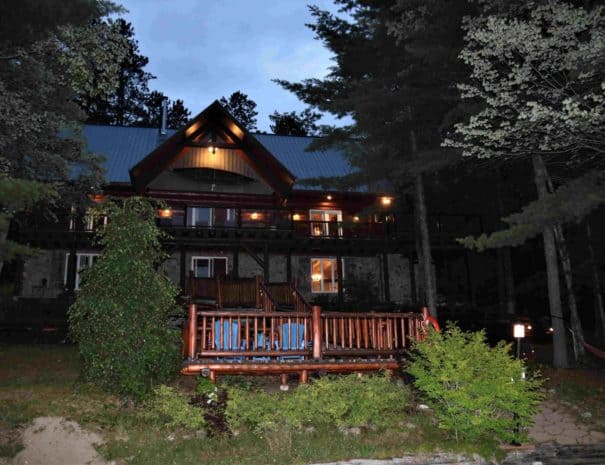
[64,252,100,290]
[310,257,344,294]
[191,256,229,278]
[309,209,343,237]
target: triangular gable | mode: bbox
[129,100,296,194]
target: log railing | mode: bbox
[184,304,426,361]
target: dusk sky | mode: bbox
[117,0,345,132]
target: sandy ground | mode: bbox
[10,417,109,465]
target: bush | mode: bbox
[226,372,409,436]
[68,198,181,399]
[141,385,205,430]
[406,324,543,443]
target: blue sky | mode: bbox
[117,0,345,132]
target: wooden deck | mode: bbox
[181,304,432,382]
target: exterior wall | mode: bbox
[387,254,412,305]
[19,248,411,306]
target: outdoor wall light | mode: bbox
[326,195,333,200]
[381,196,392,206]
[292,213,301,221]
[250,212,259,220]
[158,208,173,219]
[353,216,360,222]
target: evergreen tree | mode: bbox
[69,197,180,398]
[269,109,321,136]
[219,91,258,131]
[277,0,474,316]
[138,91,191,129]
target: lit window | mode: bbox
[64,253,100,290]
[309,210,342,237]
[310,258,342,293]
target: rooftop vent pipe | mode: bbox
[160,98,168,135]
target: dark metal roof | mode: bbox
[83,125,356,189]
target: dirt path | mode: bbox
[11,417,109,465]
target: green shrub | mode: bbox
[140,385,205,430]
[406,324,543,443]
[68,198,181,399]
[226,372,409,436]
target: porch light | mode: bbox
[250,212,259,220]
[208,132,217,154]
[311,273,323,282]
[158,208,173,219]
[326,195,332,200]
[90,194,104,203]
[353,216,359,222]
[513,322,525,360]
[292,213,301,221]
[381,196,393,206]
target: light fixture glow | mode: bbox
[311,273,323,282]
[292,213,301,221]
[326,195,333,200]
[158,208,173,219]
[381,196,392,206]
[353,216,360,222]
[250,212,259,220]
[513,323,525,339]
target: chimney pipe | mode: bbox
[160,98,168,135]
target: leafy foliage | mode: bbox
[141,385,205,430]
[0,176,57,262]
[226,372,409,436]
[219,91,258,131]
[443,2,605,162]
[68,197,181,399]
[407,324,543,443]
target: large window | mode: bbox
[191,256,228,278]
[187,207,237,227]
[309,210,342,237]
[64,253,100,290]
[310,258,342,293]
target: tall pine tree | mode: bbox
[277,0,474,316]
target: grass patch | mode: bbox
[0,344,515,464]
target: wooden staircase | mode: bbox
[186,274,311,313]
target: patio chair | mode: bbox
[213,320,243,359]
[280,322,306,360]
[252,331,279,361]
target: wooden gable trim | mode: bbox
[129,101,296,194]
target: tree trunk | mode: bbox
[414,208,425,305]
[586,221,605,343]
[0,228,7,276]
[553,224,584,360]
[495,170,516,315]
[532,154,568,368]
[415,173,438,317]
[543,165,585,359]
[503,247,516,314]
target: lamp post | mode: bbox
[513,323,525,360]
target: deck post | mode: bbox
[188,303,197,359]
[312,305,322,359]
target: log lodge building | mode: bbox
[14,101,482,312]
